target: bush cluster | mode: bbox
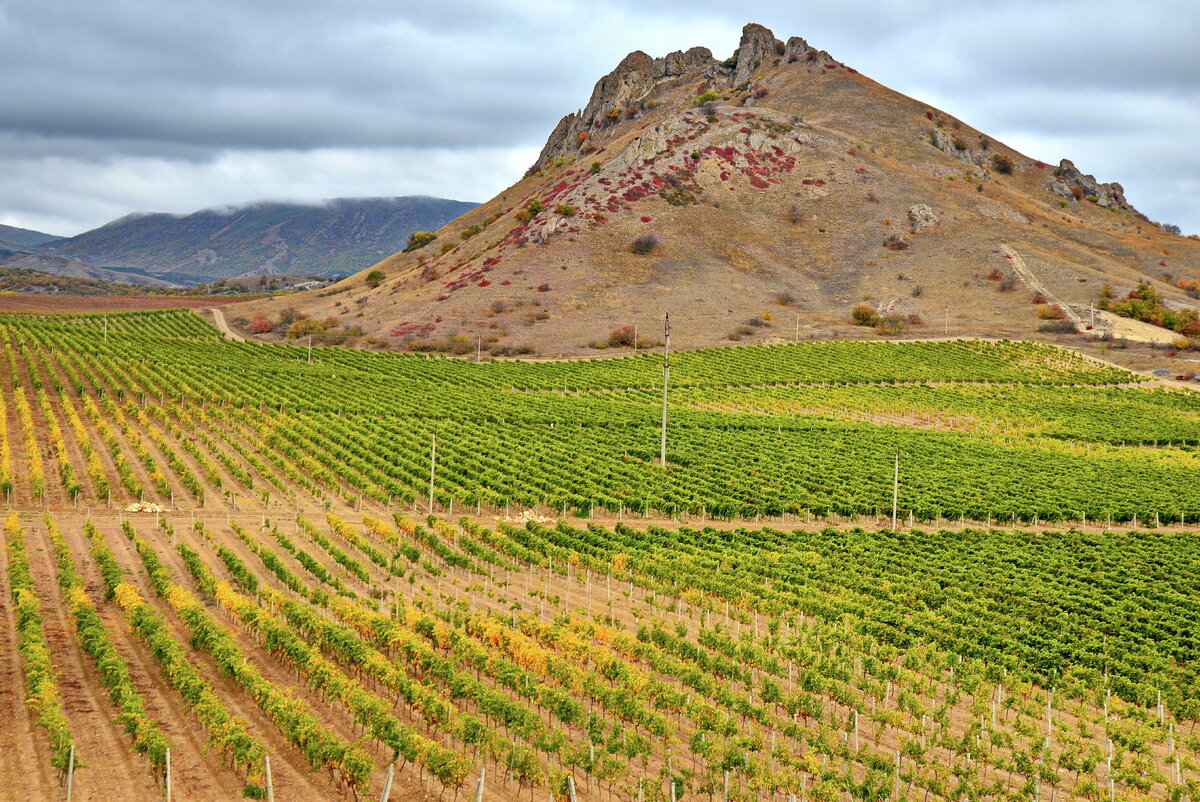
[404,231,437,252]
[607,325,636,348]
[1100,282,1200,338]
[248,307,363,345]
[851,304,879,326]
[851,305,923,334]
[630,234,659,255]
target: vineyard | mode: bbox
[0,309,1197,801]
[0,309,1197,523]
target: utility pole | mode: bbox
[305,334,313,364]
[891,454,900,530]
[660,312,670,468]
[634,324,638,351]
[795,314,799,344]
[103,315,108,343]
[476,333,482,362]
[944,309,949,336]
[428,434,437,515]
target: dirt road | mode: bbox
[205,307,244,341]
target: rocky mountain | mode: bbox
[240,23,1199,355]
[42,196,476,284]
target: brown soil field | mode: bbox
[0,294,254,315]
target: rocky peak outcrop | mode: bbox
[533,47,716,169]
[533,23,848,170]
[1048,159,1131,210]
[782,35,838,70]
[732,23,784,85]
[783,36,809,59]
[658,46,715,79]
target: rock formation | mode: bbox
[1048,159,1129,209]
[534,48,716,168]
[533,23,842,169]
[731,23,783,85]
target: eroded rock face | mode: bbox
[782,36,838,70]
[1048,159,1130,209]
[658,46,716,78]
[928,128,995,173]
[909,204,938,233]
[733,23,783,85]
[534,48,717,168]
[784,36,809,59]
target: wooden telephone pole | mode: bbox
[660,313,670,467]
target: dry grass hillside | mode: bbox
[239,23,1200,356]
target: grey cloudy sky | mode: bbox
[1,0,1197,236]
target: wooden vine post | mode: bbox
[471,766,485,802]
[379,763,395,802]
[65,745,75,802]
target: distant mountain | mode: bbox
[45,196,477,284]
[0,223,61,249]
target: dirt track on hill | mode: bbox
[206,306,245,341]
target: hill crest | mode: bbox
[240,22,1198,355]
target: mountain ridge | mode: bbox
[34,195,477,285]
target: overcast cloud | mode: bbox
[1,0,1196,236]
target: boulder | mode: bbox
[908,204,939,233]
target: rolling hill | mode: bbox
[40,195,476,284]
[240,22,1200,355]
[0,222,61,250]
[0,247,176,286]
